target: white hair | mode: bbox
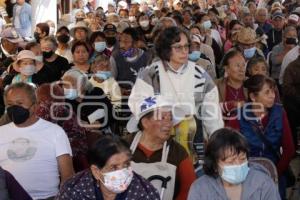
[62,69,93,93]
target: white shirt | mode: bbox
[14,4,22,28]
[0,119,72,199]
[279,46,299,84]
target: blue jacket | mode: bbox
[239,103,283,164]
[13,2,31,29]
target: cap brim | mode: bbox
[6,38,24,44]
[126,105,188,133]
[70,26,91,38]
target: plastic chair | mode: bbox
[249,157,278,185]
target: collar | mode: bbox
[165,62,188,74]
[1,44,14,58]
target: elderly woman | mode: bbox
[56,136,160,200]
[89,31,110,63]
[61,69,114,134]
[129,27,223,171]
[228,75,295,199]
[188,128,281,200]
[69,21,92,47]
[3,50,51,87]
[216,50,247,123]
[89,55,121,108]
[188,34,216,79]
[70,41,91,73]
[126,95,196,200]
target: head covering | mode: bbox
[70,21,92,38]
[103,23,117,33]
[117,20,130,33]
[288,14,299,23]
[236,27,259,44]
[13,50,37,72]
[0,27,24,43]
[292,7,300,16]
[271,11,285,20]
[16,50,36,61]
[126,95,186,133]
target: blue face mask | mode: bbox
[188,51,201,61]
[95,41,106,53]
[203,20,212,29]
[95,71,112,80]
[64,88,78,100]
[221,161,249,185]
[243,47,256,59]
[121,48,135,58]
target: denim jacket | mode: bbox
[13,3,32,29]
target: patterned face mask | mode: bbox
[100,167,133,193]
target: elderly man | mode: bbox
[0,82,74,199]
[267,12,286,51]
[255,8,272,34]
[126,95,196,200]
[228,27,265,61]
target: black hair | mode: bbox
[36,23,50,36]
[244,74,275,101]
[172,11,184,25]
[155,26,191,61]
[203,128,249,177]
[137,111,154,131]
[57,26,70,34]
[88,136,131,168]
[221,49,243,67]
[137,12,148,22]
[208,6,219,16]
[25,42,39,50]
[122,27,139,42]
[246,57,268,76]
[89,31,106,45]
[71,41,90,54]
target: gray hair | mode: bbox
[4,82,37,105]
[62,69,94,93]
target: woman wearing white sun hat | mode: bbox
[126,95,197,200]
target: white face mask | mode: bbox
[20,65,36,76]
[11,0,16,4]
[35,55,43,62]
[49,27,55,36]
[64,88,78,100]
[139,20,150,28]
[129,16,136,22]
[100,167,133,193]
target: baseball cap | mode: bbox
[0,27,24,43]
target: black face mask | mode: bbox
[106,37,116,46]
[286,37,298,45]
[76,17,85,22]
[34,32,40,43]
[57,34,70,44]
[7,105,30,125]
[42,51,54,59]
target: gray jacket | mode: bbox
[188,163,281,200]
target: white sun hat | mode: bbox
[126,95,187,133]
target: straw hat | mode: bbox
[70,21,92,38]
[236,27,259,45]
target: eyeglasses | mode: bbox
[171,44,190,52]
